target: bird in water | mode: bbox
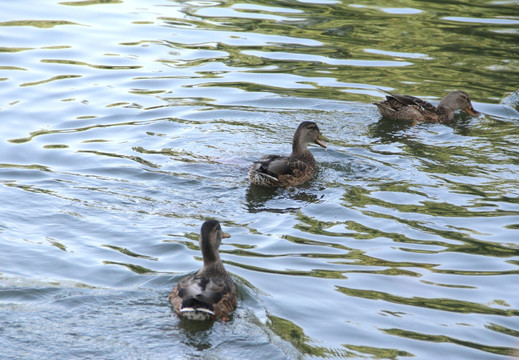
[169,220,236,321]
[373,90,480,123]
[248,121,326,187]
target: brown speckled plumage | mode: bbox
[248,121,326,187]
[169,220,236,321]
[374,90,480,124]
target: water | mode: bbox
[1,0,519,359]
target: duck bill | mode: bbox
[465,106,481,117]
[315,138,327,148]
[222,232,231,239]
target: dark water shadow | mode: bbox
[245,184,322,213]
[176,317,216,351]
[449,114,478,136]
[367,117,413,143]
[368,113,478,142]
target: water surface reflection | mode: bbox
[1,0,519,359]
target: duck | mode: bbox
[248,121,326,187]
[373,90,480,123]
[169,220,236,321]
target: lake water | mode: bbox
[1,0,519,359]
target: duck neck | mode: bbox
[199,260,226,276]
[437,104,456,121]
[200,239,219,265]
[292,135,309,157]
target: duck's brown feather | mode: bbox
[248,121,325,187]
[249,152,317,187]
[374,90,479,123]
[169,220,237,321]
[169,274,236,320]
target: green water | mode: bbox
[1,0,518,359]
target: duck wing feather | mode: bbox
[176,275,232,307]
[253,155,314,177]
[381,90,437,112]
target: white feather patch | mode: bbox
[180,307,214,321]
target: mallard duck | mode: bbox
[248,121,326,187]
[169,220,236,321]
[374,90,480,123]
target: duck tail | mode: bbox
[180,307,214,315]
[253,170,278,182]
[179,299,215,320]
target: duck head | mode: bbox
[439,91,480,117]
[292,121,327,153]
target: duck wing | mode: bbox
[252,155,315,176]
[249,153,317,186]
[177,275,232,306]
[170,274,235,319]
[252,155,290,176]
[374,90,443,122]
[382,90,436,112]
[248,155,291,185]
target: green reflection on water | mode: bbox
[0,0,518,358]
[337,286,519,316]
[8,120,148,144]
[103,245,158,261]
[40,59,141,70]
[47,237,67,252]
[167,0,518,101]
[20,74,82,87]
[383,328,517,357]
[43,144,69,149]
[103,261,154,274]
[0,163,51,171]
[0,47,32,53]
[485,322,519,338]
[267,314,415,358]
[343,185,518,219]
[133,146,217,164]
[79,150,159,168]
[0,20,81,28]
[266,314,329,357]
[60,0,122,6]
[343,344,413,359]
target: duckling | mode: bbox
[248,121,326,187]
[169,220,236,321]
[374,90,480,123]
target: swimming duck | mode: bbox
[374,90,480,123]
[169,220,236,321]
[248,121,326,187]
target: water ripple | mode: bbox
[1,0,519,359]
